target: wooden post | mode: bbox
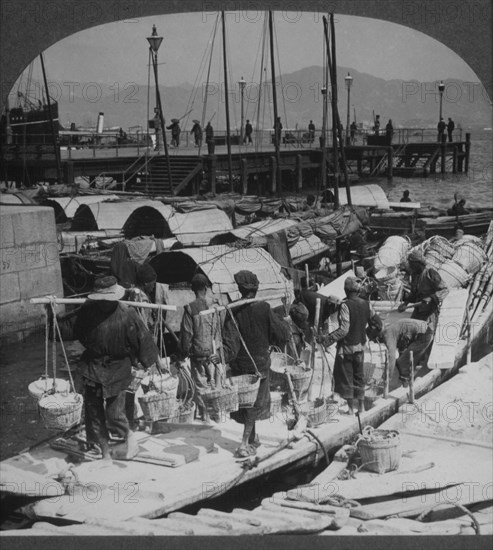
[452,146,458,174]
[409,351,415,404]
[240,158,248,194]
[387,146,393,181]
[209,155,217,194]
[464,133,471,173]
[270,156,277,194]
[457,143,463,172]
[296,155,303,192]
[440,134,446,174]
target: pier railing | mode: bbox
[2,127,465,161]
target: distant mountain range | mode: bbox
[56,65,492,132]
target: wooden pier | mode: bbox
[1,134,471,195]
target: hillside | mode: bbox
[56,65,492,132]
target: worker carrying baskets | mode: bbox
[218,270,291,458]
[50,276,161,461]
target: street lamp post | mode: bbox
[345,72,353,146]
[147,25,172,188]
[438,80,445,121]
[239,76,246,144]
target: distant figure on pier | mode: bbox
[447,117,455,142]
[244,119,253,144]
[190,120,202,147]
[437,118,446,142]
[308,120,315,143]
[205,121,214,154]
[350,121,357,144]
[400,190,412,203]
[274,116,283,146]
[385,119,394,144]
[448,198,469,216]
[167,119,181,147]
[373,114,380,136]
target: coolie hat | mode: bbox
[88,275,125,301]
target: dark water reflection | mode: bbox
[377,131,492,210]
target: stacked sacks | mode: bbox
[374,236,410,301]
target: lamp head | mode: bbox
[147,25,163,52]
[345,72,353,89]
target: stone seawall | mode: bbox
[0,205,64,343]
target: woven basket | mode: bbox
[358,430,401,474]
[38,393,83,431]
[202,385,239,417]
[167,401,196,424]
[138,391,179,422]
[325,398,339,420]
[128,368,146,393]
[300,398,326,427]
[271,364,311,396]
[233,375,261,408]
[28,377,70,404]
[270,351,296,372]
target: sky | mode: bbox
[22,11,478,90]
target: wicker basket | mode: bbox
[325,398,339,420]
[138,390,179,422]
[128,368,146,393]
[270,351,296,372]
[28,377,70,404]
[202,385,239,417]
[300,398,327,427]
[358,430,401,474]
[38,393,83,431]
[167,401,196,424]
[271,364,312,396]
[233,375,261,408]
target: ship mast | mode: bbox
[221,11,233,189]
[39,52,63,185]
[269,11,282,196]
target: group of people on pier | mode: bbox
[51,242,449,461]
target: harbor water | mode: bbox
[378,130,492,210]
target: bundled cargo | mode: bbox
[452,242,487,275]
[374,235,411,271]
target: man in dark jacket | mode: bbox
[398,249,449,331]
[222,270,290,457]
[179,274,221,422]
[321,277,382,414]
[57,276,159,460]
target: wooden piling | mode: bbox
[387,146,393,181]
[209,155,217,194]
[464,133,471,173]
[296,155,303,192]
[440,135,446,174]
[270,156,277,194]
[452,146,458,174]
[241,158,248,194]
